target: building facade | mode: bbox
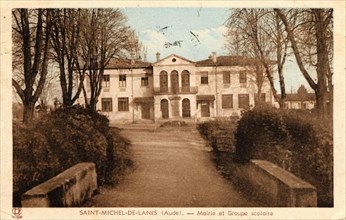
[273,93,316,110]
[82,53,274,123]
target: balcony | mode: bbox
[153,86,198,95]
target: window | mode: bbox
[222,94,233,108]
[182,98,191,118]
[118,97,129,111]
[239,71,247,83]
[160,71,168,92]
[141,77,149,87]
[101,98,112,112]
[255,93,266,104]
[181,70,190,92]
[223,71,231,84]
[201,72,208,84]
[103,75,110,87]
[238,94,249,109]
[171,70,179,94]
[119,74,126,87]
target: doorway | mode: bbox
[182,98,191,118]
[141,104,151,119]
[161,99,169,119]
[201,102,210,117]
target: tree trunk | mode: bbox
[275,9,329,118]
[279,99,285,109]
[23,102,35,125]
[314,9,329,118]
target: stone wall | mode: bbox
[21,163,97,207]
[232,160,317,207]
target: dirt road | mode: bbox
[89,125,260,207]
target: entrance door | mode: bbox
[201,102,210,117]
[141,104,151,119]
[171,71,179,94]
[161,99,169,119]
[182,98,191,118]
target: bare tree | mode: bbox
[275,9,333,118]
[226,9,289,108]
[50,9,86,107]
[78,9,134,111]
[12,9,53,124]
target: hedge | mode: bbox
[197,117,239,153]
[234,106,333,206]
[13,105,132,206]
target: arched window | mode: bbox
[160,71,168,92]
[181,70,190,92]
[182,98,191,118]
[171,70,179,94]
[161,99,169,119]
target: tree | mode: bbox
[297,84,308,95]
[226,9,289,108]
[12,9,53,124]
[50,9,86,107]
[275,9,333,118]
[78,9,134,111]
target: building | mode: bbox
[273,93,316,110]
[81,53,274,123]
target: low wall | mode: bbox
[21,163,97,207]
[232,160,317,207]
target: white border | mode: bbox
[1,1,345,219]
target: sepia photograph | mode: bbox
[1,1,345,219]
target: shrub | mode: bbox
[35,106,111,184]
[13,105,132,206]
[234,106,333,206]
[282,111,333,206]
[13,123,61,206]
[235,106,289,163]
[197,118,238,153]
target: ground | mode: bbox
[86,124,261,207]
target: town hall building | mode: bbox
[82,53,274,123]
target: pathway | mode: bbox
[88,124,260,207]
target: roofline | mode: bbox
[152,54,195,65]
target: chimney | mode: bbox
[212,52,217,63]
[156,52,160,62]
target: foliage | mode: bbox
[235,106,289,162]
[13,105,132,206]
[234,106,333,206]
[13,123,61,206]
[197,117,239,153]
[282,110,333,206]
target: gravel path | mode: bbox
[89,125,260,207]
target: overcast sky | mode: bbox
[123,7,314,93]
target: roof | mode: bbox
[276,93,316,102]
[153,54,194,65]
[195,55,276,67]
[105,58,152,69]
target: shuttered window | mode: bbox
[222,94,233,108]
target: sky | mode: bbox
[122,7,313,93]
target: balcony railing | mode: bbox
[153,86,198,95]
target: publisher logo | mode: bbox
[12,208,22,219]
